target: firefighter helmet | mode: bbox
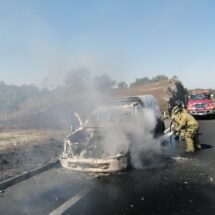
[172,106,181,116]
[175,100,184,108]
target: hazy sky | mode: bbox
[0,0,215,89]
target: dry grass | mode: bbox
[0,129,68,181]
[0,129,68,151]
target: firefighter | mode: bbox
[172,106,201,153]
[173,100,186,140]
[171,106,181,139]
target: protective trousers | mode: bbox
[180,129,186,140]
[185,128,200,152]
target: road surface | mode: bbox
[0,119,215,215]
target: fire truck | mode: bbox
[187,90,214,117]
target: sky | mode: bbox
[0,0,215,89]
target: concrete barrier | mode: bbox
[0,160,60,190]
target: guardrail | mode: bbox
[0,160,60,190]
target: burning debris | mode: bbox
[60,96,165,172]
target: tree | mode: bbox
[93,74,115,92]
[117,81,128,89]
[170,75,179,81]
[130,77,150,87]
[130,75,169,87]
[64,68,91,92]
[0,82,43,119]
[151,75,168,82]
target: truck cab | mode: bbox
[187,91,214,117]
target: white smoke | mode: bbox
[90,106,162,169]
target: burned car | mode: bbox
[60,95,165,172]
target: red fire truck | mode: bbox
[187,90,214,117]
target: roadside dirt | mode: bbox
[0,129,67,182]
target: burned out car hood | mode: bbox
[60,95,164,172]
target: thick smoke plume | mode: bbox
[70,76,163,169]
[12,65,163,169]
[95,107,161,169]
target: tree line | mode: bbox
[0,72,175,110]
[0,70,179,123]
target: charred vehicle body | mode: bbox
[60,95,165,173]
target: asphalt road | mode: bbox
[0,119,215,215]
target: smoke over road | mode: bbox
[70,85,164,169]
[99,108,162,169]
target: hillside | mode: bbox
[112,79,187,113]
[0,79,187,130]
